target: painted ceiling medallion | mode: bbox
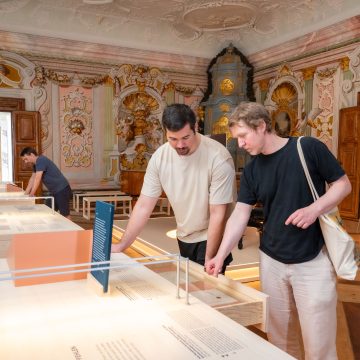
[183,2,256,31]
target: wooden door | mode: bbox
[338,106,360,219]
[120,170,145,196]
[12,111,41,191]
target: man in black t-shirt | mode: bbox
[206,102,351,360]
[20,147,72,218]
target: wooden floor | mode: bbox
[70,209,360,360]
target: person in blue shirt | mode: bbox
[20,147,72,218]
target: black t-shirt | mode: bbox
[238,136,345,264]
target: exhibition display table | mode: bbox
[113,217,260,281]
[0,254,294,359]
[113,217,266,331]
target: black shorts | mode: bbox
[177,239,233,274]
[52,185,72,217]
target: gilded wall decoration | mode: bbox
[110,64,171,172]
[265,64,305,137]
[270,82,298,137]
[212,115,231,140]
[175,85,200,96]
[33,66,108,87]
[0,51,50,154]
[301,67,316,81]
[60,86,93,169]
[220,78,235,96]
[0,63,21,88]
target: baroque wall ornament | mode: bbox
[0,51,51,152]
[349,45,360,82]
[175,85,202,96]
[264,64,305,125]
[341,45,360,108]
[60,86,93,168]
[0,51,36,89]
[37,83,52,151]
[111,64,172,96]
[316,67,337,80]
[0,63,21,88]
[110,64,170,172]
[314,77,335,141]
[270,82,298,137]
[33,66,108,87]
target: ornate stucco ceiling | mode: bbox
[0,0,359,58]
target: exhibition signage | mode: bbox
[91,201,114,293]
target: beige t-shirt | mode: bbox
[141,134,236,243]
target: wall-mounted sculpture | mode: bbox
[110,64,172,174]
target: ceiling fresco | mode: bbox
[0,0,359,57]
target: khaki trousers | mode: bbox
[260,248,337,360]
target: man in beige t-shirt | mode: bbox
[112,104,236,272]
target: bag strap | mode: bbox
[297,137,320,201]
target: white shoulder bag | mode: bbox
[297,137,358,280]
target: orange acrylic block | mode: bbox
[7,230,93,286]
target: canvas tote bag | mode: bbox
[297,137,358,280]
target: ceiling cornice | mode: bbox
[0,30,210,75]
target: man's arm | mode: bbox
[206,202,252,276]
[24,173,35,195]
[28,171,43,196]
[285,174,351,229]
[111,194,158,253]
[205,203,227,264]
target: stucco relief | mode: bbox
[349,45,360,83]
[35,85,51,149]
[59,86,93,168]
[313,65,341,151]
[110,64,170,172]
[0,0,30,12]
[341,45,360,108]
[264,64,305,133]
[315,81,334,138]
[0,51,51,150]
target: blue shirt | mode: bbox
[34,155,69,194]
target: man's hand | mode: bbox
[205,256,224,277]
[285,205,318,229]
[111,242,125,253]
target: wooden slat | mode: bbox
[337,302,355,360]
[337,282,360,303]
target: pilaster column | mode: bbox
[301,67,316,136]
[341,57,352,81]
[258,79,270,104]
[164,83,175,105]
[103,78,115,178]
